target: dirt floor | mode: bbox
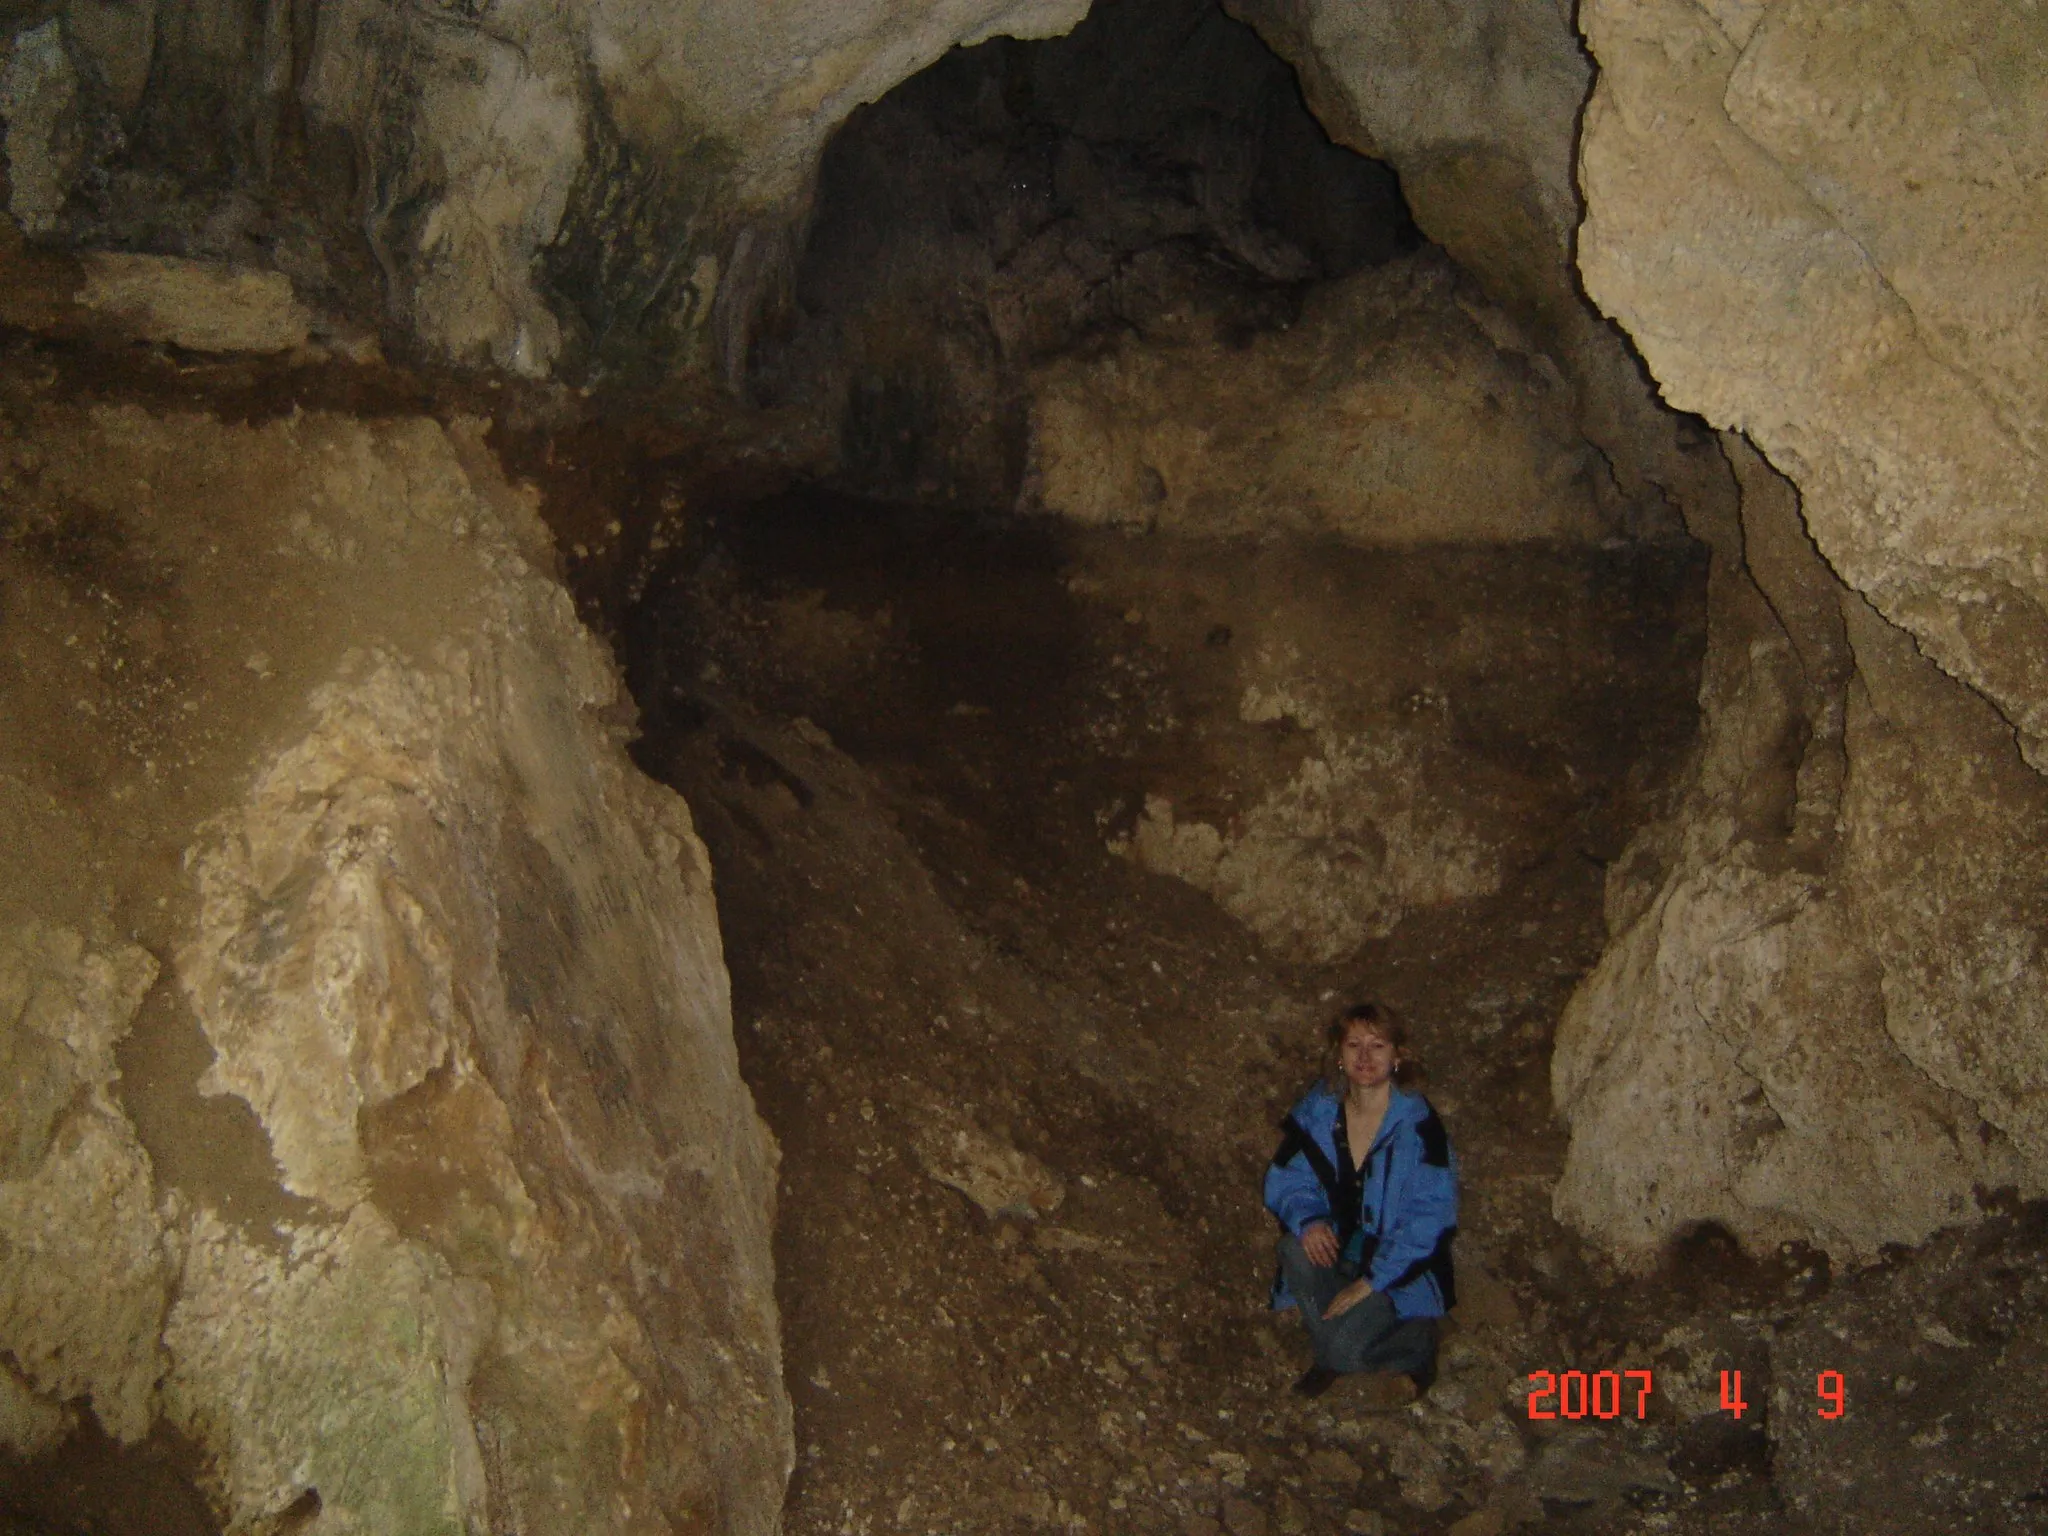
[608,481,1847,1536]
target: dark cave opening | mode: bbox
[749,0,1423,509]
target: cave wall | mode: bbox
[1218,0,1703,539]
[1552,437,2047,1264]
[1028,251,1611,543]
[0,393,787,1531]
[0,0,1091,375]
[1549,0,2048,1262]
[749,0,1427,514]
[1183,0,2048,1264]
[1577,0,2048,771]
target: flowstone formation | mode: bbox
[0,381,786,1532]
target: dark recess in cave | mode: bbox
[0,1417,221,1536]
[749,0,1423,507]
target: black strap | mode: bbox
[1382,1226,1459,1309]
[1271,1114,1341,1207]
[1415,1107,1452,1167]
[1272,1113,1367,1252]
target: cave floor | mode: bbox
[619,485,1829,1536]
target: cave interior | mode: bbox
[1,0,2046,1533]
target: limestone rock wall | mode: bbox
[1552,439,2048,1265]
[1220,0,1705,534]
[0,397,787,1532]
[1027,252,1611,544]
[0,927,166,1452]
[1577,0,2048,771]
[1536,0,2048,1265]
[1217,0,2048,1267]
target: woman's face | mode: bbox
[1340,1024,1399,1091]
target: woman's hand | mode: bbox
[1301,1222,1340,1267]
[1325,1278,1374,1318]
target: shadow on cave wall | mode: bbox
[748,0,1423,508]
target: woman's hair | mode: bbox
[1321,1001,1422,1093]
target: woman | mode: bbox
[1263,1002,1458,1399]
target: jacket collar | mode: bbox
[1307,1082,1427,1133]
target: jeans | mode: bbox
[1277,1233,1438,1378]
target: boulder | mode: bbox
[0,399,788,1533]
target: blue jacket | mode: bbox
[1263,1084,1459,1320]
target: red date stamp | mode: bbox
[1525,1369,1850,1420]
[1526,1369,1654,1420]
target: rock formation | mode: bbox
[1174,0,2048,1265]
[1552,438,2045,1264]
[1219,0,1702,534]
[0,392,786,1531]
[1028,253,1607,544]
[1086,534,1700,966]
[0,0,1093,376]
[1578,0,2048,770]
[1546,0,2048,1261]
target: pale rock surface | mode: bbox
[0,232,362,357]
[909,1110,1066,1220]
[76,252,316,353]
[1553,440,2046,1264]
[1122,727,1501,965]
[4,0,1091,372]
[1222,0,1703,527]
[0,402,787,1532]
[1028,254,1607,545]
[0,19,81,238]
[249,0,1090,372]
[1547,0,2048,1268]
[300,0,589,374]
[1079,532,1682,968]
[0,1359,70,1459]
[1521,1426,1679,1512]
[0,924,168,1448]
[587,0,1092,216]
[1223,0,1586,321]
[164,1204,496,1534]
[1577,0,2048,769]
